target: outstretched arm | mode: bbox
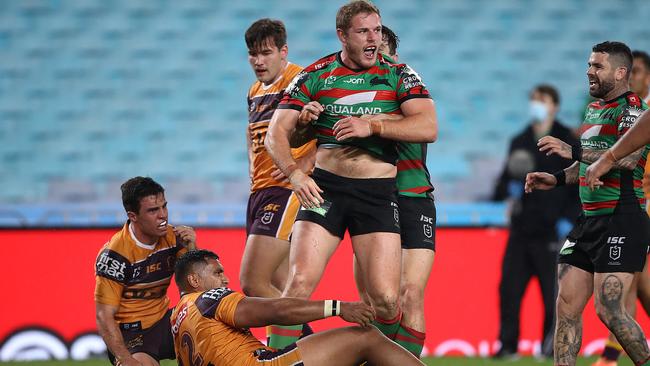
[234,297,375,329]
[525,161,580,193]
[538,136,643,170]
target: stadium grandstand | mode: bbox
[1,0,648,227]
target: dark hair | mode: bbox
[381,25,399,56]
[592,41,633,79]
[531,84,560,106]
[633,50,650,71]
[336,0,380,33]
[245,18,287,51]
[120,176,164,214]
[174,249,220,291]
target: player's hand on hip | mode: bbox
[288,170,324,209]
[585,158,609,191]
[524,172,557,193]
[333,116,372,140]
[537,136,572,159]
[339,301,375,327]
[173,225,197,250]
[298,101,323,126]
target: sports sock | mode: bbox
[372,311,401,340]
[394,319,425,357]
[601,339,624,361]
[267,325,302,349]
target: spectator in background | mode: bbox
[492,85,581,359]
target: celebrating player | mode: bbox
[526,41,650,366]
[241,18,316,349]
[265,0,437,347]
[94,177,197,366]
[171,249,424,366]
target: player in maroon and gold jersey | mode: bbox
[241,18,317,349]
[95,177,196,366]
[171,249,424,366]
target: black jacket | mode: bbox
[493,120,581,240]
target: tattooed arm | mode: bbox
[580,148,645,170]
[564,161,580,185]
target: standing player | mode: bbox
[526,41,650,366]
[266,0,437,348]
[299,25,435,357]
[94,177,197,366]
[171,250,425,365]
[241,18,317,349]
[592,49,650,366]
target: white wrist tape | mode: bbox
[324,300,340,317]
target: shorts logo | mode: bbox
[609,245,621,261]
[260,212,274,224]
[394,208,399,223]
[423,224,433,238]
[559,239,575,255]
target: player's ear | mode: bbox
[187,272,200,290]
[127,211,137,222]
[336,28,347,46]
[615,66,627,82]
[280,44,288,60]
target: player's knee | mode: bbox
[594,302,625,326]
[283,271,317,298]
[556,291,580,317]
[400,283,424,313]
[369,292,400,318]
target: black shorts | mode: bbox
[559,210,650,273]
[398,195,436,251]
[246,186,301,241]
[296,168,400,238]
[107,309,175,364]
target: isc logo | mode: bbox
[607,236,626,244]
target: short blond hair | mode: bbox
[336,0,380,33]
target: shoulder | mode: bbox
[194,288,241,318]
[301,52,338,74]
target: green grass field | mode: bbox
[0,356,636,366]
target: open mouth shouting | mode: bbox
[363,46,377,60]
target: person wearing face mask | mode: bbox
[492,85,580,360]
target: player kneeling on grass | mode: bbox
[171,249,424,366]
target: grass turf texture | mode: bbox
[0,356,636,366]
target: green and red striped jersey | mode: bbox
[397,142,433,197]
[278,52,431,164]
[579,92,649,216]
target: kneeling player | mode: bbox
[171,250,424,366]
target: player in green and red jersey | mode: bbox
[526,41,650,366]
[299,25,435,357]
[265,0,437,351]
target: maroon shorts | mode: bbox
[107,309,175,364]
[246,186,300,241]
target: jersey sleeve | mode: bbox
[94,276,124,306]
[395,64,431,104]
[94,248,129,305]
[194,288,245,327]
[278,71,313,111]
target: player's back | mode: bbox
[171,289,268,366]
[248,62,315,192]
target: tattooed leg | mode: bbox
[595,273,650,365]
[554,264,593,366]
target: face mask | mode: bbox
[529,100,548,122]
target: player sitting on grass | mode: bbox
[171,249,424,366]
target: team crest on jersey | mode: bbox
[260,212,274,224]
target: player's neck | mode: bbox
[602,84,629,102]
[129,222,158,248]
